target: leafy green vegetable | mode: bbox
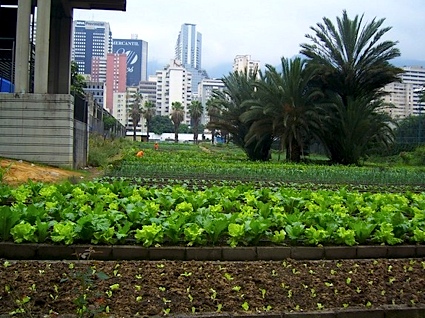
[270,229,286,244]
[349,221,376,244]
[228,223,245,247]
[305,226,329,245]
[10,221,36,243]
[285,222,305,242]
[413,227,425,243]
[0,206,20,241]
[36,219,50,242]
[184,223,206,246]
[372,223,403,245]
[135,223,163,247]
[335,227,356,246]
[51,221,77,245]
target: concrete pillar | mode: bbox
[14,0,31,93]
[34,0,51,94]
[57,16,72,94]
[48,7,72,94]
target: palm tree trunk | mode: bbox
[174,124,179,143]
[193,124,198,144]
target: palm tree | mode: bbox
[300,10,403,164]
[170,101,185,143]
[206,97,221,144]
[130,93,142,142]
[188,101,204,143]
[142,100,156,142]
[320,94,395,164]
[207,69,272,161]
[241,57,321,162]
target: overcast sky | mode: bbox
[74,0,425,77]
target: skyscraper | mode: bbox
[105,53,127,113]
[72,20,112,75]
[175,23,202,70]
[175,23,208,97]
[112,37,148,86]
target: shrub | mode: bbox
[88,135,131,167]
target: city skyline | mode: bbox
[74,0,425,78]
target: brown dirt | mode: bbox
[0,258,424,317]
[1,159,424,317]
[0,159,102,186]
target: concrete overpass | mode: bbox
[0,0,126,168]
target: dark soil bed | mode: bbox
[1,258,424,317]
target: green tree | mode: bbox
[142,100,156,142]
[320,94,395,164]
[241,57,321,162]
[208,69,272,161]
[300,10,402,164]
[170,101,185,143]
[188,100,204,143]
[70,61,86,96]
[130,93,142,142]
[178,124,191,133]
[150,115,174,134]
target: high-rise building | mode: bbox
[198,78,225,125]
[175,23,208,94]
[175,23,202,70]
[84,81,105,109]
[233,55,260,76]
[72,20,112,75]
[139,79,157,105]
[112,38,148,86]
[105,53,127,113]
[112,91,127,126]
[91,57,107,83]
[383,66,425,119]
[155,59,192,124]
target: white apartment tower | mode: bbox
[113,86,148,137]
[383,66,425,119]
[155,60,192,125]
[198,78,225,125]
[233,55,260,76]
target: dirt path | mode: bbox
[0,158,102,186]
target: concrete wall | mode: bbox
[73,120,87,168]
[0,93,75,168]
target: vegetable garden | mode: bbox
[1,143,425,317]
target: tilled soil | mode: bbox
[1,258,424,317]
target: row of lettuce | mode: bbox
[1,180,425,247]
[109,148,425,186]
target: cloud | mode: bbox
[74,0,425,75]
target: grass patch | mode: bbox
[88,135,132,167]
